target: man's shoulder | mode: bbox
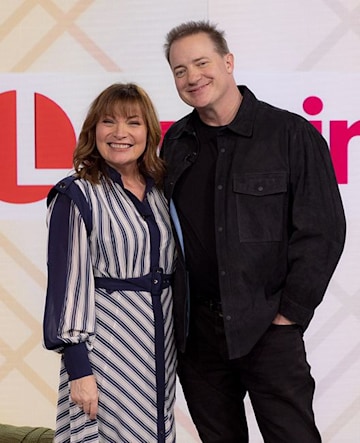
[164,112,194,139]
[243,85,310,126]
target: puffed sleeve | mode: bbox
[279,117,346,328]
[43,192,95,380]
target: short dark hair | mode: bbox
[164,20,230,63]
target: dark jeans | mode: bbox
[177,302,322,443]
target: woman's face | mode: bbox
[95,105,147,174]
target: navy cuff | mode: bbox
[63,342,93,381]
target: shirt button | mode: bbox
[218,226,223,232]
[258,186,264,192]
[217,185,223,190]
[220,148,226,153]
[220,270,226,276]
[225,315,231,321]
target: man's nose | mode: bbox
[187,66,201,84]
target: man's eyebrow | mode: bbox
[173,57,208,70]
[173,63,185,71]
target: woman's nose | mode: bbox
[113,123,126,138]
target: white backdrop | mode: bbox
[0,1,359,442]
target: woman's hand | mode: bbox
[70,374,98,420]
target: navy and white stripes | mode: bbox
[44,171,176,442]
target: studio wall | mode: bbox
[0,1,359,441]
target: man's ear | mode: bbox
[224,53,234,73]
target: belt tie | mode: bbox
[94,268,172,296]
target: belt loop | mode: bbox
[209,300,223,317]
[151,267,163,296]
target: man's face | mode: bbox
[168,32,234,111]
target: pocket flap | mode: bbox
[233,172,287,196]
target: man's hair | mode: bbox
[164,20,230,63]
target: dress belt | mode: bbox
[94,268,172,296]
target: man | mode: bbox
[161,20,346,443]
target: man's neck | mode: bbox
[198,87,243,127]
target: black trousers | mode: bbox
[177,302,322,443]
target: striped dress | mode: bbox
[43,168,177,443]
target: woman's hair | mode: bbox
[164,20,230,63]
[73,83,164,186]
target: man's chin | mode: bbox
[183,96,209,110]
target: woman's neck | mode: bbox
[121,172,146,201]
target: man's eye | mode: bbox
[175,69,185,78]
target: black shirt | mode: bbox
[173,112,223,301]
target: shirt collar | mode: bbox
[172,85,258,138]
[226,85,257,137]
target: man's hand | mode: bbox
[272,313,296,325]
[70,374,98,420]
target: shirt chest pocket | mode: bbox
[233,172,288,242]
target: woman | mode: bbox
[43,83,176,442]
